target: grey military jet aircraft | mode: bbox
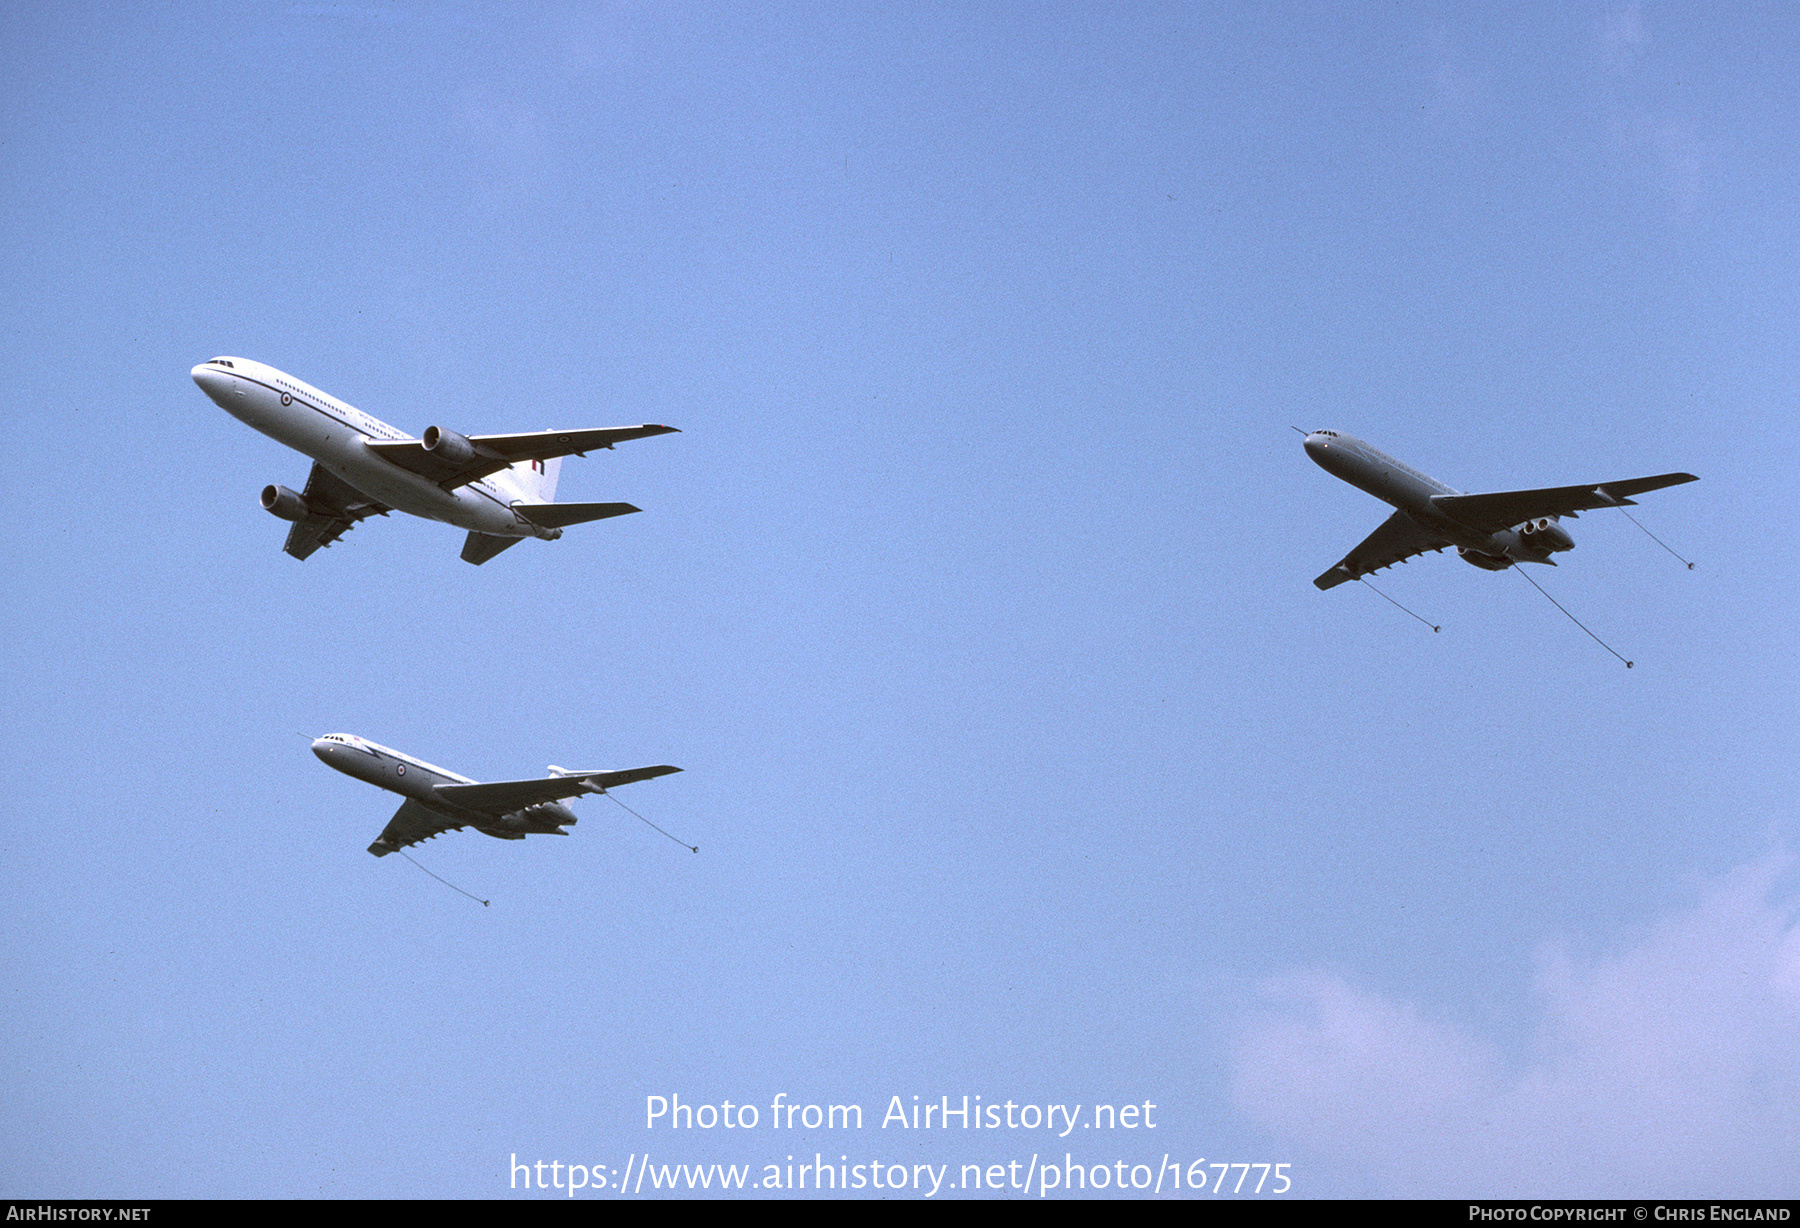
[312,734,681,856]
[1303,431,1696,590]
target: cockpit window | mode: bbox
[210,358,235,368]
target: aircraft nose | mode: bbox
[192,364,228,400]
[1303,432,1329,459]
[310,738,335,762]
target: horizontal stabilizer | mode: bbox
[462,531,525,565]
[513,501,640,529]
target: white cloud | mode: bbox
[1232,855,1800,1197]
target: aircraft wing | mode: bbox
[1431,473,1697,534]
[365,425,679,489]
[432,765,682,816]
[367,798,464,857]
[283,462,391,560]
[1315,510,1453,590]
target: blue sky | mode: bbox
[3,2,1796,1199]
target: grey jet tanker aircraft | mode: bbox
[193,357,678,563]
[311,734,681,856]
[1303,431,1696,590]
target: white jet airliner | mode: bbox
[1303,431,1696,590]
[311,733,681,857]
[193,357,678,563]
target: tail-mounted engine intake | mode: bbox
[1518,517,1553,536]
[261,484,309,522]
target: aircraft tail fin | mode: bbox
[517,454,561,502]
[490,454,563,504]
[461,531,525,565]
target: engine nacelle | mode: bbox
[497,802,578,834]
[422,425,477,465]
[260,484,309,522]
[1518,517,1552,536]
[1457,545,1513,572]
